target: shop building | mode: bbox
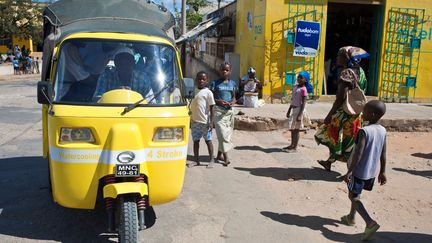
[235,0,432,102]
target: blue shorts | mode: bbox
[191,121,212,142]
[348,176,375,197]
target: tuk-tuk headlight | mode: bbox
[153,127,183,142]
[60,128,95,143]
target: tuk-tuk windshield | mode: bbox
[54,39,182,105]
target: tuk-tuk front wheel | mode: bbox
[118,195,138,243]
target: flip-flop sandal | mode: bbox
[282,146,293,150]
[340,215,355,226]
[283,148,298,153]
[318,160,331,171]
[361,223,380,241]
[187,161,199,168]
[206,161,215,169]
[223,161,231,167]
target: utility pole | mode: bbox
[181,0,186,34]
[218,0,222,9]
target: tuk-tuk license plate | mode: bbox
[115,164,140,177]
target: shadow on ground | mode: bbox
[261,211,432,243]
[234,166,342,182]
[186,154,212,163]
[0,156,155,242]
[393,167,432,179]
[411,152,432,160]
[234,145,284,153]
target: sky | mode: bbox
[154,0,234,14]
[33,0,235,14]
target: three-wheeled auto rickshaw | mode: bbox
[37,1,194,242]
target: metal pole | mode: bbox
[181,0,187,34]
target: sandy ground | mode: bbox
[284,130,432,235]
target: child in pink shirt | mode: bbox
[284,71,311,152]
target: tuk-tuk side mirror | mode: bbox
[182,78,195,99]
[37,81,53,104]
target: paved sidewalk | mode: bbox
[234,102,432,132]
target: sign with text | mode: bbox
[293,20,321,57]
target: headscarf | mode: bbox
[337,46,369,67]
[299,70,313,94]
[298,70,310,82]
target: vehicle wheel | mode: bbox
[118,195,138,243]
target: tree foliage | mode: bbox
[0,0,44,45]
[184,0,210,30]
[186,0,210,12]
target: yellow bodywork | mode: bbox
[43,33,189,209]
[47,105,189,209]
[103,182,149,198]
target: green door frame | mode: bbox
[368,4,385,96]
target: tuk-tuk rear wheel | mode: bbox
[118,195,138,243]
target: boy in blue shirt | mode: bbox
[342,100,387,241]
[210,62,237,166]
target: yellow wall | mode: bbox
[0,45,9,53]
[236,0,327,102]
[12,35,33,53]
[379,0,432,101]
[236,0,432,102]
[235,0,266,84]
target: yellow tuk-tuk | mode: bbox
[37,1,194,242]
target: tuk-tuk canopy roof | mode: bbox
[44,0,175,39]
[41,0,176,82]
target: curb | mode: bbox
[234,116,432,132]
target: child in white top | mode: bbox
[189,71,216,168]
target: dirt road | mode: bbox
[0,79,431,242]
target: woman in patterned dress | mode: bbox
[315,46,369,171]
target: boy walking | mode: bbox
[189,71,216,168]
[342,100,387,241]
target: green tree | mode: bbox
[186,0,210,12]
[185,0,210,29]
[0,0,43,45]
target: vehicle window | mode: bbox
[53,39,183,105]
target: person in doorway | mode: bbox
[188,71,216,168]
[210,62,237,167]
[314,46,369,171]
[284,71,311,152]
[341,100,387,241]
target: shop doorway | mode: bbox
[324,2,383,96]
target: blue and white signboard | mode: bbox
[293,20,321,57]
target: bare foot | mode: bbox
[282,145,294,150]
[187,161,200,167]
[318,160,331,171]
[207,158,215,169]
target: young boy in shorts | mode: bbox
[189,71,216,168]
[342,100,387,241]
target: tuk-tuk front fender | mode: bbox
[103,182,148,199]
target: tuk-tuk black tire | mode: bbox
[118,196,138,243]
